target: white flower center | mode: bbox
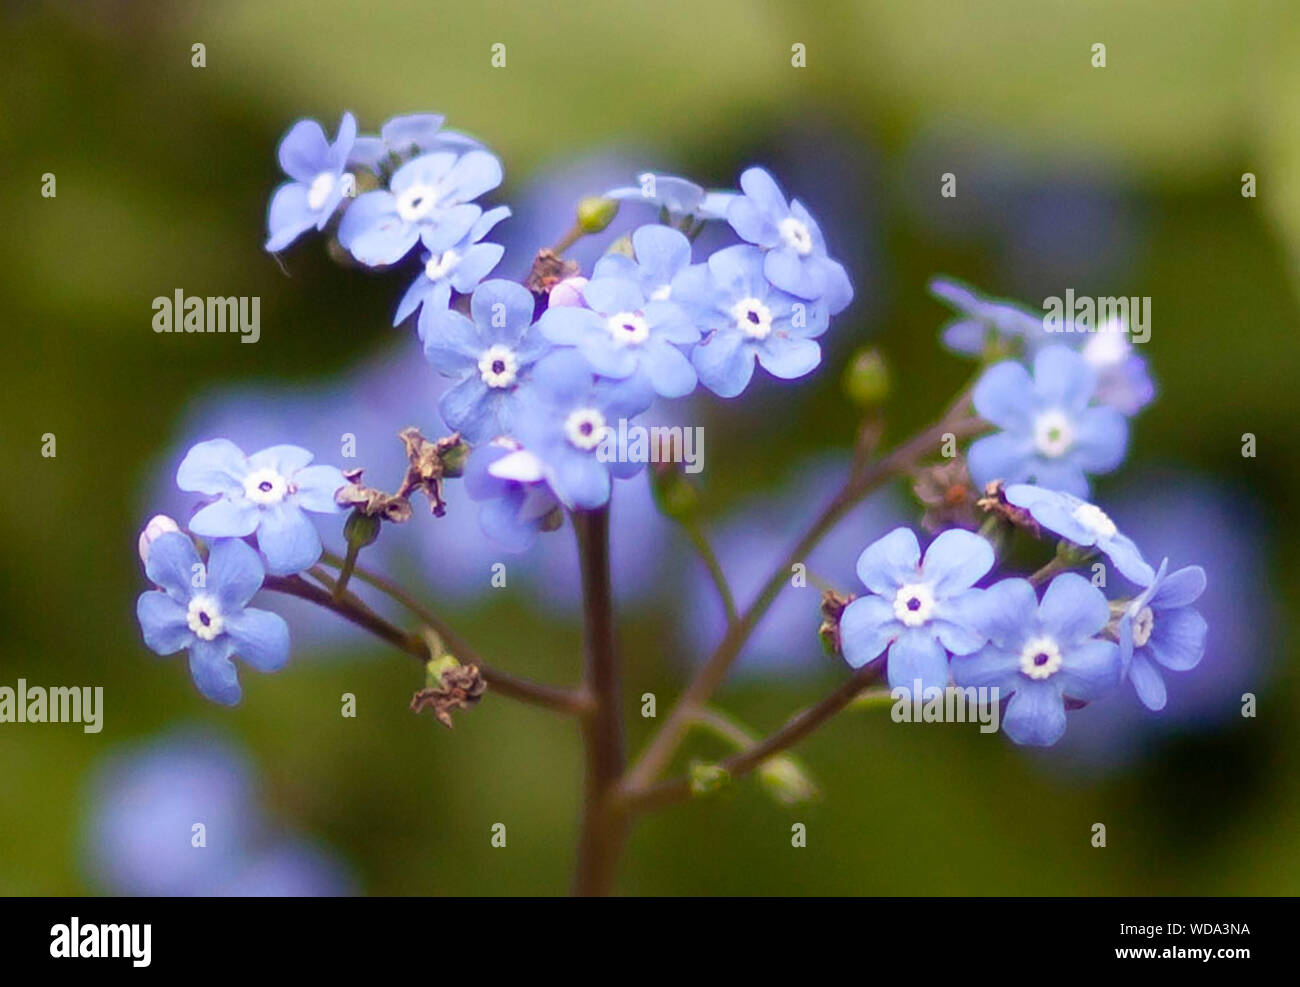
[778,216,814,256]
[564,408,608,451]
[1033,410,1074,458]
[425,248,462,281]
[1071,502,1117,541]
[396,182,440,223]
[606,311,650,345]
[186,594,224,641]
[731,297,773,339]
[243,467,289,505]
[1132,606,1155,648]
[892,583,935,627]
[307,171,336,211]
[1019,635,1063,680]
[649,284,672,302]
[478,345,518,388]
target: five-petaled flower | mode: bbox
[968,344,1128,497]
[929,277,1047,357]
[393,205,511,326]
[136,532,290,706]
[675,244,829,397]
[839,527,994,694]
[265,112,357,253]
[1118,558,1208,711]
[951,573,1122,746]
[420,279,552,443]
[177,439,347,576]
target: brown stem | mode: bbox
[621,664,883,813]
[260,574,590,716]
[570,506,628,896]
[622,407,987,794]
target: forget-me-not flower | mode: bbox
[1118,558,1208,711]
[265,113,357,253]
[930,276,1048,356]
[1078,318,1156,416]
[420,279,551,442]
[393,205,510,326]
[839,527,994,693]
[348,113,481,173]
[177,439,346,576]
[968,344,1127,497]
[1004,483,1155,585]
[537,272,700,399]
[464,439,561,553]
[951,573,1122,746]
[338,149,503,266]
[726,167,853,313]
[674,244,829,398]
[592,223,693,299]
[136,533,290,705]
[503,350,652,509]
[605,172,736,222]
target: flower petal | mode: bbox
[1002,681,1067,746]
[854,527,920,595]
[256,504,321,575]
[224,608,290,673]
[838,595,897,668]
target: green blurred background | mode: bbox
[2,0,1298,895]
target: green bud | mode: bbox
[688,761,731,798]
[577,196,619,234]
[843,348,889,407]
[437,438,469,478]
[649,463,698,520]
[424,652,459,689]
[343,509,381,549]
[757,755,819,806]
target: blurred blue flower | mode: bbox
[265,112,357,252]
[393,205,511,326]
[136,533,289,705]
[83,730,353,896]
[464,439,560,553]
[338,149,503,266]
[726,167,852,313]
[1005,482,1154,585]
[1118,558,1208,711]
[348,113,481,173]
[605,172,736,222]
[675,244,828,398]
[177,439,346,576]
[952,574,1122,746]
[930,276,1047,356]
[969,345,1128,497]
[421,279,551,442]
[840,527,994,693]
[537,273,699,398]
[1078,321,1156,416]
[507,351,651,509]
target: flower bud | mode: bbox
[757,755,819,806]
[548,276,588,308]
[576,196,619,234]
[689,761,731,798]
[843,347,889,407]
[137,514,181,566]
[649,460,699,520]
[343,509,382,550]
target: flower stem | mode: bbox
[571,506,628,896]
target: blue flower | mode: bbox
[393,205,510,326]
[264,113,357,252]
[464,439,561,552]
[1078,322,1156,416]
[421,279,551,442]
[839,527,994,693]
[968,344,1128,497]
[674,244,828,397]
[176,439,346,576]
[725,167,853,312]
[1118,558,1208,711]
[338,149,503,266]
[348,113,481,173]
[136,533,290,705]
[537,272,700,399]
[1004,483,1155,585]
[592,223,693,300]
[930,276,1047,356]
[507,350,652,509]
[951,574,1122,746]
[605,172,736,221]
